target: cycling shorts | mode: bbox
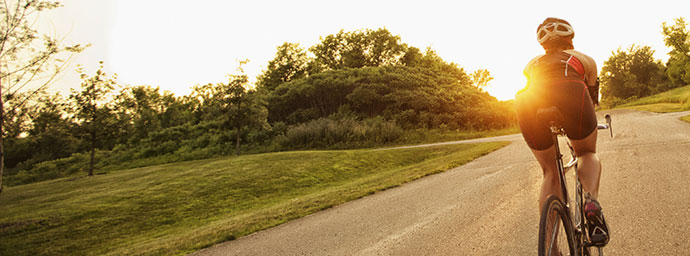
[515,79,597,150]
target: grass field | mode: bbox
[0,142,509,256]
[4,126,521,188]
[401,126,520,145]
[616,85,690,113]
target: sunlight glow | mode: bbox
[41,0,686,101]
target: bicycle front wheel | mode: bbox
[539,195,577,256]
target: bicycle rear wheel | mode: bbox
[539,195,576,256]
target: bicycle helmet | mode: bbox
[537,18,574,44]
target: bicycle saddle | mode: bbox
[536,106,565,129]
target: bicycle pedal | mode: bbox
[587,233,609,247]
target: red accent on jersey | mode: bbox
[568,56,586,79]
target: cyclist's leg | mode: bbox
[570,129,601,199]
[561,84,609,245]
[515,87,562,212]
[572,129,609,245]
[558,80,600,200]
[555,80,600,198]
[529,145,562,212]
[533,147,572,255]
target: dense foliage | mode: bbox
[0,0,87,191]
[662,17,690,87]
[600,17,690,107]
[2,27,516,187]
[266,65,512,129]
[600,45,670,106]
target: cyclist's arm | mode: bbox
[583,54,598,87]
[565,50,597,86]
[580,53,599,105]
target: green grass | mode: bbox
[681,115,690,123]
[0,142,509,256]
[400,126,520,145]
[616,85,690,112]
[5,126,520,188]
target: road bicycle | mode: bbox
[536,107,612,256]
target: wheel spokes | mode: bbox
[548,216,560,255]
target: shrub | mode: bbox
[281,116,403,150]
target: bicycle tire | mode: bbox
[539,195,577,256]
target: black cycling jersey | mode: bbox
[516,50,598,150]
[528,51,587,81]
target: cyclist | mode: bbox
[515,17,609,246]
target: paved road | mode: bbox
[192,109,690,255]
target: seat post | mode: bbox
[550,129,570,206]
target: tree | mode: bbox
[662,17,690,87]
[416,47,470,82]
[157,92,193,129]
[400,46,422,67]
[265,64,509,130]
[114,85,179,144]
[187,61,268,154]
[470,69,493,92]
[189,82,225,122]
[600,45,668,104]
[364,28,407,66]
[70,62,117,176]
[256,42,309,92]
[2,90,43,170]
[309,28,406,70]
[224,74,250,154]
[0,0,86,192]
[2,90,40,140]
[222,62,267,154]
[27,92,79,165]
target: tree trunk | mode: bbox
[235,127,241,155]
[0,77,4,193]
[89,133,95,176]
[0,132,3,194]
[234,99,242,155]
[89,147,95,176]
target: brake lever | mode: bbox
[605,114,612,138]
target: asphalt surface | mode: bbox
[192,109,690,255]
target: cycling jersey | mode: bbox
[516,50,598,150]
[524,49,597,87]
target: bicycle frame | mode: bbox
[547,126,582,255]
[548,120,611,256]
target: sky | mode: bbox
[36,0,689,101]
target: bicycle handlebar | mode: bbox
[597,114,613,137]
[563,114,612,169]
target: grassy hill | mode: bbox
[0,141,509,256]
[615,85,690,113]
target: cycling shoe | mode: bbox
[584,198,609,246]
